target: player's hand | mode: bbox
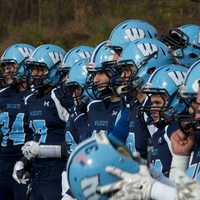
[175,171,200,200]
[97,165,155,200]
[21,141,40,160]
[12,161,30,184]
[170,129,195,156]
[169,129,192,180]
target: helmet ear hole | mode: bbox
[147,67,156,75]
[189,53,198,58]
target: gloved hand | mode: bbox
[97,165,155,200]
[175,170,200,200]
[21,141,40,160]
[12,161,30,184]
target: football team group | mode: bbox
[0,19,200,200]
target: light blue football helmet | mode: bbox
[178,60,200,131]
[86,41,121,99]
[142,64,188,119]
[67,133,140,200]
[68,59,88,87]
[179,60,200,100]
[162,24,200,67]
[0,43,35,81]
[60,45,94,77]
[88,41,119,72]
[60,58,91,113]
[109,19,157,49]
[119,38,174,88]
[26,44,66,87]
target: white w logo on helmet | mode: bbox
[79,51,91,59]
[49,52,64,64]
[81,175,100,200]
[124,28,145,41]
[137,43,158,57]
[168,71,186,86]
[18,47,33,58]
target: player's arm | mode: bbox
[22,120,78,160]
[21,140,73,160]
[50,87,71,122]
[169,129,194,181]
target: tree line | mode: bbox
[0,0,199,52]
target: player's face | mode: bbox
[190,101,200,121]
[1,63,17,85]
[121,65,134,82]
[30,66,48,86]
[194,86,200,122]
[94,71,110,91]
[31,66,48,78]
[150,94,167,123]
[179,100,200,133]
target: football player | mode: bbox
[140,64,187,176]
[16,44,69,200]
[170,60,200,182]
[0,43,35,200]
[108,38,174,160]
[86,41,122,135]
